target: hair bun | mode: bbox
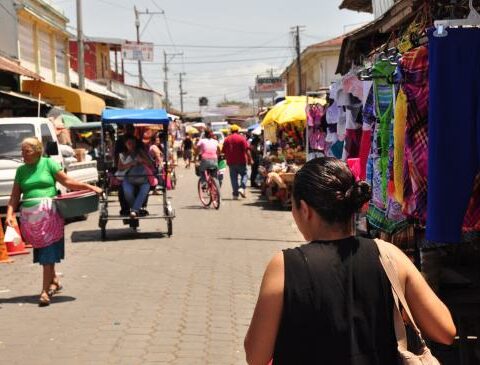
[348,181,371,210]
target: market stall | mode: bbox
[259,96,324,207]
[329,3,480,361]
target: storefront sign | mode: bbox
[122,41,154,62]
[255,76,284,93]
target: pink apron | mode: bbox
[20,198,64,249]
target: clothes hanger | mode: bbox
[434,0,480,37]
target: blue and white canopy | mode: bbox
[102,109,170,125]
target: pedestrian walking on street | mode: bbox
[222,125,252,199]
[6,138,102,307]
[244,157,456,365]
[249,134,261,188]
[182,134,193,168]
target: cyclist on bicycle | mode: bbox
[196,129,221,186]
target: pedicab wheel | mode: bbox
[170,170,177,190]
[210,178,221,210]
[99,211,107,241]
[101,224,107,241]
[167,218,173,237]
[198,179,211,207]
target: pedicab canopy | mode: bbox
[102,109,170,125]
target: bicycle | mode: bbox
[198,167,221,209]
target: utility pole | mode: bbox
[134,6,143,88]
[178,72,187,114]
[133,6,164,88]
[292,25,304,95]
[163,51,168,107]
[76,0,85,92]
[163,50,183,109]
[76,0,86,122]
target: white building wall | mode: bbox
[318,54,340,89]
[0,0,18,58]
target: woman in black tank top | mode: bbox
[244,157,455,365]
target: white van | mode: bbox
[210,121,229,132]
[0,117,98,210]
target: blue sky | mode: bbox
[49,0,372,112]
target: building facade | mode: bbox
[282,36,343,96]
[16,0,70,85]
[69,37,124,84]
[0,0,19,59]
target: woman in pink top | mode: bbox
[196,129,220,181]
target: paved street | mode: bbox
[0,167,303,365]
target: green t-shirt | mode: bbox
[14,157,63,208]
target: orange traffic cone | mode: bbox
[5,217,29,256]
[0,225,13,263]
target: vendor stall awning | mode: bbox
[0,56,41,79]
[22,80,106,115]
[102,109,169,125]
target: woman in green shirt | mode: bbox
[6,137,102,307]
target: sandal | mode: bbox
[47,281,63,297]
[39,291,50,307]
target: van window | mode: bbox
[0,124,35,157]
[40,123,54,147]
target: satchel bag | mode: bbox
[126,164,148,185]
[374,239,441,365]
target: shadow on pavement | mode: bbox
[70,229,168,243]
[180,205,207,210]
[242,200,289,211]
[218,237,302,244]
[0,295,76,305]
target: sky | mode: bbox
[49,0,372,112]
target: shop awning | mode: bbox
[0,56,41,79]
[339,0,372,13]
[0,90,50,106]
[70,70,124,101]
[22,80,106,115]
[336,0,417,75]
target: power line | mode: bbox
[164,15,279,35]
[95,0,131,10]
[124,55,290,65]
[151,44,293,49]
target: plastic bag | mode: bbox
[5,226,21,246]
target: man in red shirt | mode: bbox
[222,125,252,199]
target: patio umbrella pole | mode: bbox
[37,93,42,117]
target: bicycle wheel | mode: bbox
[198,179,211,207]
[210,177,221,210]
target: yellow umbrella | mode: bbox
[186,126,199,134]
[261,96,326,127]
[261,100,287,127]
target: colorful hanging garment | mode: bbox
[400,46,429,223]
[393,88,407,204]
[463,173,480,233]
[358,85,375,180]
[366,60,407,234]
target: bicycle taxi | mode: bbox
[98,109,175,240]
